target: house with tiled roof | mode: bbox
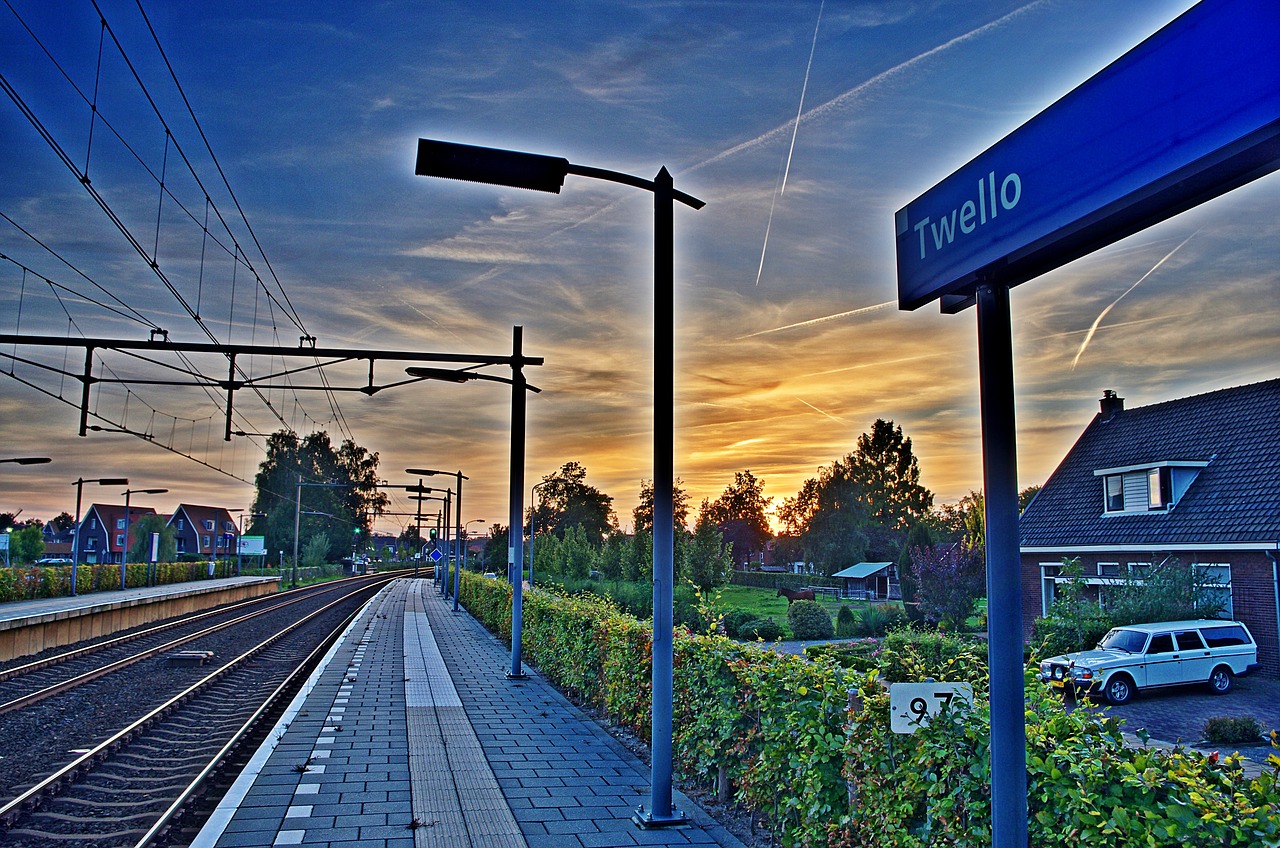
[168,504,240,559]
[76,503,160,565]
[1020,381,1280,675]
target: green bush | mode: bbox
[456,570,1280,848]
[1203,716,1264,746]
[738,617,783,641]
[835,605,857,638]
[722,608,757,638]
[1032,611,1114,659]
[787,598,834,640]
[857,603,904,636]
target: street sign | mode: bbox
[429,548,443,563]
[895,0,1280,312]
[889,682,974,734]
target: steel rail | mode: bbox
[0,579,382,825]
[0,573,392,714]
[133,594,370,847]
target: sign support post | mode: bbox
[975,283,1026,846]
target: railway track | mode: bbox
[0,574,394,847]
[0,572,393,715]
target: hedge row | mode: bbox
[730,570,841,590]
[457,571,1280,847]
[0,562,220,602]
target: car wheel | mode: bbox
[1208,666,1233,695]
[1104,674,1134,705]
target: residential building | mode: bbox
[168,504,240,559]
[1020,382,1280,675]
[75,503,160,565]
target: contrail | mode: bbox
[1070,230,1198,370]
[781,1,824,197]
[689,0,1050,174]
[797,396,845,424]
[738,299,895,338]
[755,1,824,287]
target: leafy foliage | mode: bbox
[787,598,834,640]
[7,524,44,564]
[699,470,773,567]
[738,617,783,641]
[685,518,733,591]
[1203,716,1264,746]
[249,429,388,561]
[910,542,986,628]
[531,461,615,543]
[458,572,1280,848]
[835,605,858,638]
[126,513,176,563]
[780,419,934,575]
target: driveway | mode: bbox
[1075,673,1280,766]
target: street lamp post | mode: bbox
[71,477,130,594]
[405,325,541,679]
[415,138,703,826]
[120,487,167,591]
[407,467,469,611]
[463,518,486,572]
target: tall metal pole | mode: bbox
[453,471,464,611]
[508,326,528,679]
[121,491,131,591]
[71,479,85,596]
[640,166,684,826]
[975,283,1028,848]
[293,474,302,588]
[439,490,452,596]
[414,477,423,577]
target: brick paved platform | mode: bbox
[192,578,744,848]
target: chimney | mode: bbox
[1099,389,1124,420]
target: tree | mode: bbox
[782,420,934,575]
[700,470,772,567]
[633,478,690,534]
[127,514,176,563]
[684,519,732,591]
[9,525,44,564]
[302,533,331,569]
[847,419,933,557]
[49,512,76,535]
[250,429,388,561]
[896,521,935,623]
[910,542,986,629]
[531,462,615,543]
[481,524,508,573]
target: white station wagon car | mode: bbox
[1038,619,1260,705]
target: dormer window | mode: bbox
[1095,461,1206,515]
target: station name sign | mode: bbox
[896,0,1280,312]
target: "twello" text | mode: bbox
[912,171,1022,259]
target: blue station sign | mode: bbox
[896,0,1280,312]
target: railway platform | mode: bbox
[0,576,279,661]
[193,577,744,848]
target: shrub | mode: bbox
[1203,716,1264,746]
[835,605,857,638]
[738,617,783,641]
[856,603,902,636]
[722,608,757,638]
[787,599,834,640]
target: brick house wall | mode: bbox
[1022,550,1279,676]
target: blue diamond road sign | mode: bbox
[429,548,443,563]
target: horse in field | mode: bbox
[776,586,815,605]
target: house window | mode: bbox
[202,519,215,532]
[1104,475,1124,512]
[177,518,185,531]
[1147,468,1172,510]
[1098,562,1121,577]
[86,538,96,550]
[115,533,124,547]
[89,518,97,530]
[116,518,126,530]
[1196,563,1233,618]
[202,535,211,548]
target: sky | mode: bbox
[1,0,1276,543]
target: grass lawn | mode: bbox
[711,584,893,630]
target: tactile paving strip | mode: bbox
[404,582,526,848]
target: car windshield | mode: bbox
[1098,629,1146,654]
